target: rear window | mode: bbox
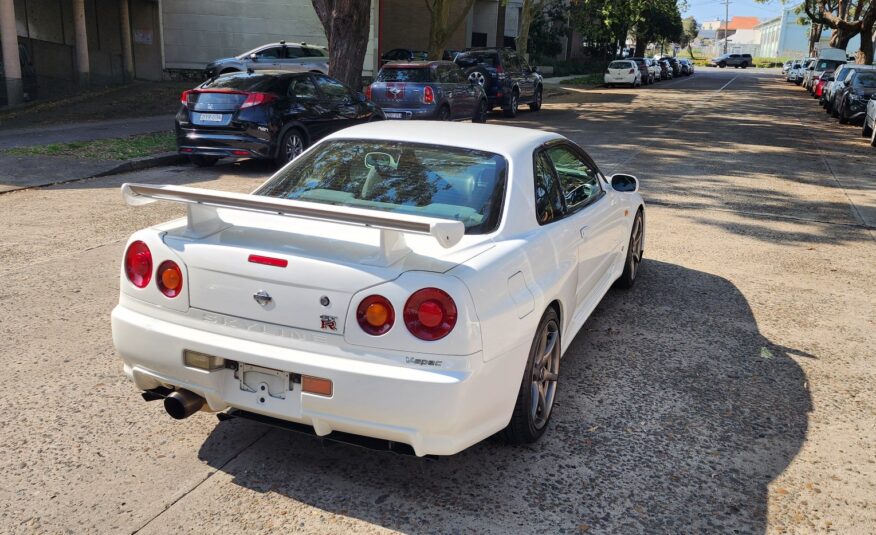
[377,67,430,83]
[817,59,844,70]
[854,73,876,87]
[609,61,631,69]
[455,52,499,68]
[203,72,284,92]
[256,140,508,234]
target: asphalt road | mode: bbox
[1,69,874,534]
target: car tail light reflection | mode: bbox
[124,241,152,288]
[157,260,183,298]
[357,295,394,335]
[240,92,278,108]
[404,288,457,341]
[364,84,372,101]
[423,86,434,104]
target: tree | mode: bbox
[768,0,876,64]
[425,0,477,60]
[632,0,683,57]
[311,0,372,89]
[517,0,547,61]
[527,0,570,61]
[680,16,699,58]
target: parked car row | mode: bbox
[604,56,694,87]
[784,48,876,147]
[182,46,543,168]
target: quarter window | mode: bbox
[545,145,602,212]
[534,152,565,224]
[288,76,319,100]
[314,75,352,103]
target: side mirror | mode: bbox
[610,173,639,193]
[249,53,258,61]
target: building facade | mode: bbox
[755,6,860,59]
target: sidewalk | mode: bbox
[0,115,174,149]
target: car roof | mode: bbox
[322,122,563,156]
[382,61,454,69]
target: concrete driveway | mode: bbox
[0,69,873,534]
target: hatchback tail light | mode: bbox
[423,86,434,104]
[628,69,635,74]
[124,241,152,288]
[240,92,278,109]
[364,84,372,101]
[180,90,193,106]
[156,261,184,298]
[404,288,457,341]
[357,295,395,336]
[496,64,506,80]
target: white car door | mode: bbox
[543,144,624,312]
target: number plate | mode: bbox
[385,112,405,119]
[199,113,223,122]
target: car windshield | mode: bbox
[256,140,508,234]
[455,52,499,68]
[377,67,430,83]
[609,61,630,69]
[854,73,876,87]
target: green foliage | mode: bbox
[528,0,570,61]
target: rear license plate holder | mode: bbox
[236,363,291,402]
[385,112,405,119]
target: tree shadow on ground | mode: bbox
[198,259,812,534]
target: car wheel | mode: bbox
[740,62,747,69]
[719,62,726,68]
[831,101,839,117]
[870,123,876,147]
[529,86,543,111]
[472,99,488,123]
[863,118,873,137]
[466,67,489,88]
[503,90,519,118]
[276,128,306,166]
[615,209,644,289]
[437,106,451,121]
[502,307,560,445]
[839,101,849,124]
[190,155,219,167]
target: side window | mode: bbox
[314,75,352,103]
[435,66,449,83]
[288,76,319,100]
[254,46,281,59]
[285,46,302,59]
[534,151,565,225]
[448,66,464,83]
[545,145,602,213]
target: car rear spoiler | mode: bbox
[121,183,465,266]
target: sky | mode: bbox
[681,0,786,25]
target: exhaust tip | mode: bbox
[164,389,204,420]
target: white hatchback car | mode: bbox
[112,122,645,456]
[605,60,642,88]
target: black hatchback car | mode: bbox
[454,47,543,117]
[176,71,383,167]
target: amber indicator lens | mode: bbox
[302,375,333,397]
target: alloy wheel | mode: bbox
[628,214,644,281]
[285,133,304,161]
[469,71,486,87]
[530,318,560,430]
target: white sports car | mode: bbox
[112,122,645,456]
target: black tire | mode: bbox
[276,128,306,167]
[436,106,451,121]
[190,155,218,167]
[465,67,489,88]
[870,123,876,147]
[529,86,543,111]
[862,120,872,138]
[718,62,726,68]
[741,62,748,69]
[502,307,561,445]
[830,101,839,117]
[614,209,644,289]
[503,90,519,118]
[839,100,849,124]
[472,99,488,123]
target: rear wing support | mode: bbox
[121,183,466,266]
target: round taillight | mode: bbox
[404,288,457,341]
[157,260,183,298]
[124,241,152,288]
[356,295,394,335]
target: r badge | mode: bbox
[320,315,338,331]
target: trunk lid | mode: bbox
[185,90,248,127]
[163,211,491,335]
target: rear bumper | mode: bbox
[176,130,273,159]
[111,302,523,456]
[379,107,439,120]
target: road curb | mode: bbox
[0,151,186,195]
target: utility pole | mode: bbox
[723,0,730,54]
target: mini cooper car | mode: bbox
[112,122,645,457]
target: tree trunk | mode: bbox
[311,0,372,90]
[517,0,544,62]
[808,23,821,57]
[426,0,476,60]
[828,28,856,50]
[856,27,873,63]
[633,39,646,57]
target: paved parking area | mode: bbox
[1,69,873,534]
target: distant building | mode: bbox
[756,6,860,58]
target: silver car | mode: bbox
[366,61,489,123]
[204,41,328,78]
